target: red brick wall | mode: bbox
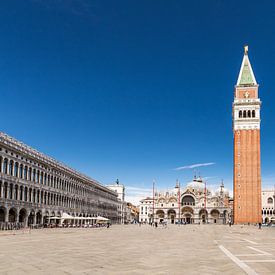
[233,129,262,224]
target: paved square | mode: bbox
[0,224,275,274]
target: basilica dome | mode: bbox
[186,177,205,192]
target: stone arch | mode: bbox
[14,184,19,200]
[182,195,195,206]
[0,206,7,222]
[9,160,14,176]
[9,183,14,199]
[156,209,165,222]
[28,167,32,181]
[181,206,194,224]
[36,211,42,225]
[32,168,36,183]
[14,162,19,177]
[264,217,269,224]
[29,188,32,202]
[8,208,17,222]
[199,208,208,223]
[167,209,176,224]
[239,110,242,118]
[210,209,220,223]
[19,164,23,178]
[19,208,27,225]
[4,182,8,199]
[267,197,273,204]
[43,210,50,224]
[3,158,8,174]
[28,209,35,225]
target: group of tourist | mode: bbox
[0,221,111,231]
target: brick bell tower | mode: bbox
[233,46,262,224]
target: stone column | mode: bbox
[28,190,32,203]
[16,212,19,223]
[5,209,8,222]
[0,184,4,198]
[25,212,29,228]
[6,185,10,200]
[22,187,25,201]
[14,188,20,201]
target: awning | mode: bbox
[49,216,61,219]
[61,213,74,219]
[96,216,110,221]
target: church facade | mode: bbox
[139,177,232,224]
[233,46,262,224]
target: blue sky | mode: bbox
[0,1,275,204]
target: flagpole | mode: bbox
[204,180,207,223]
[152,180,155,224]
[178,180,181,225]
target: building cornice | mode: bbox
[0,132,116,195]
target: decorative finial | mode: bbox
[244,45,248,55]
[116,179,119,185]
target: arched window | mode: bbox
[36,170,40,183]
[252,110,255,118]
[20,186,23,200]
[243,110,247,118]
[24,166,28,179]
[3,159,8,174]
[248,110,251,118]
[40,172,43,184]
[14,162,19,177]
[33,169,36,182]
[9,160,14,176]
[24,187,28,201]
[9,183,13,199]
[28,167,32,181]
[239,110,242,118]
[267,197,273,204]
[29,188,32,202]
[19,165,23,179]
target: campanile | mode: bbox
[233,46,262,224]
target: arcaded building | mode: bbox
[139,177,232,224]
[262,190,275,224]
[0,132,119,227]
[233,46,262,224]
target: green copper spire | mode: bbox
[236,45,257,86]
[239,59,254,85]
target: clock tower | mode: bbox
[233,46,262,224]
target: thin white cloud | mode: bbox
[202,176,218,181]
[173,162,215,171]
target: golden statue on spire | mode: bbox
[244,45,248,55]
